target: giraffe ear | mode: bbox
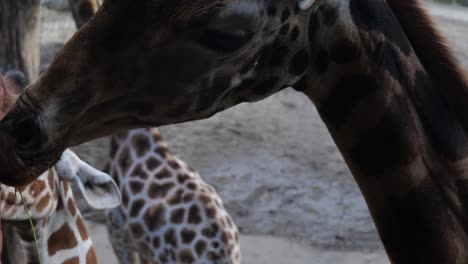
[296,0,314,10]
[55,149,122,209]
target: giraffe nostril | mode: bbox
[11,116,42,150]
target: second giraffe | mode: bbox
[105,128,241,264]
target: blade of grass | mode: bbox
[19,190,42,264]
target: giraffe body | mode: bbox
[106,128,240,264]
[1,0,468,262]
[1,149,120,264]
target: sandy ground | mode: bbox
[37,2,468,263]
[88,222,389,264]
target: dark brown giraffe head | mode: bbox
[0,0,315,186]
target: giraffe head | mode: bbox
[0,0,317,186]
[0,149,120,220]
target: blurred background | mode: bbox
[2,0,468,263]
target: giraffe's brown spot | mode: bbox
[48,224,78,256]
[181,228,196,244]
[122,189,129,207]
[130,223,145,238]
[148,182,175,199]
[110,137,119,159]
[77,216,89,241]
[137,241,152,256]
[187,183,197,191]
[146,157,161,171]
[159,252,168,263]
[279,23,290,35]
[132,134,151,157]
[86,247,98,263]
[330,39,361,64]
[412,71,468,160]
[129,181,144,194]
[170,208,185,224]
[195,240,207,257]
[320,4,338,26]
[290,26,300,41]
[212,241,220,249]
[188,205,202,224]
[177,174,190,184]
[320,75,378,127]
[167,189,184,205]
[153,236,161,248]
[144,204,166,231]
[68,198,77,216]
[281,7,291,22]
[63,257,79,264]
[202,227,216,238]
[130,199,145,217]
[289,49,309,76]
[168,159,181,170]
[118,147,131,174]
[36,195,50,213]
[29,179,46,197]
[102,162,111,174]
[199,194,212,204]
[164,228,178,247]
[206,207,217,219]
[179,249,195,262]
[348,96,416,174]
[221,231,230,244]
[155,168,172,180]
[155,146,170,159]
[183,193,194,203]
[63,181,71,194]
[374,182,455,263]
[207,251,222,261]
[56,195,65,211]
[349,0,411,55]
[130,164,147,180]
[48,170,55,191]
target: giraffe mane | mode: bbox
[386,0,468,131]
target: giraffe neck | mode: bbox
[297,0,468,263]
[2,179,97,264]
[109,128,188,183]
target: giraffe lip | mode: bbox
[0,126,43,187]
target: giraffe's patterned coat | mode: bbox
[1,0,468,263]
[105,128,240,264]
[0,73,120,264]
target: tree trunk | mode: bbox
[0,0,41,83]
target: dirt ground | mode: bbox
[38,2,468,263]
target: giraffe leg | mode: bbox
[107,208,140,264]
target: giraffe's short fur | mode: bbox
[0,73,121,264]
[105,128,240,264]
[1,149,120,264]
[2,0,468,262]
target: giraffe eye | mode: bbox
[193,29,252,53]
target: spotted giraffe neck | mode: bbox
[106,128,241,263]
[1,169,98,264]
[296,0,468,263]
